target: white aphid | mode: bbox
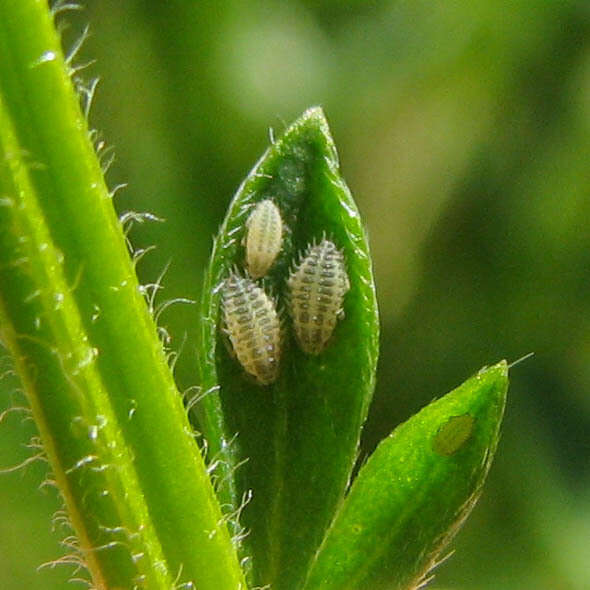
[287,239,350,355]
[245,199,283,278]
[222,272,281,384]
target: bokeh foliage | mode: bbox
[1,1,589,589]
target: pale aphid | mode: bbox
[432,414,475,457]
[287,238,350,355]
[245,199,283,278]
[222,272,281,385]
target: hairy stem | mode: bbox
[0,1,246,588]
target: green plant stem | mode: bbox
[0,94,172,589]
[0,1,246,588]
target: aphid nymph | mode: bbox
[222,271,281,384]
[287,238,350,355]
[245,199,283,279]
[432,414,475,456]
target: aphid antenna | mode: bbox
[507,352,535,369]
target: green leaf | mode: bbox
[197,107,379,587]
[302,361,509,590]
[0,2,245,588]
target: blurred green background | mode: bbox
[1,1,589,588]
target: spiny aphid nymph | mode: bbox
[287,238,350,355]
[222,271,281,385]
[245,199,283,278]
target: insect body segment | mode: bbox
[245,199,283,278]
[222,272,281,384]
[288,239,350,355]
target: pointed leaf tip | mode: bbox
[197,107,378,588]
[303,362,508,590]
